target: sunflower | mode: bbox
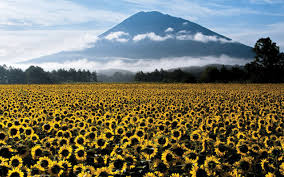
[236,132,246,140]
[48,161,63,176]
[183,158,197,173]
[261,159,275,173]
[63,130,72,139]
[124,154,137,169]
[9,155,23,169]
[236,142,250,156]
[110,155,127,174]
[0,156,8,165]
[251,144,261,154]
[135,128,145,139]
[0,131,8,142]
[104,130,114,141]
[94,167,113,176]
[75,146,87,161]
[235,157,253,172]
[204,156,221,176]
[129,135,142,146]
[153,159,168,174]
[58,145,72,160]
[170,173,182,177]
[86,132,96,142]
[7,168,24,177]
[141,141,158,160]
[110,145,126,157]
[31,145,44,160]
[171,129,182,140]
[144,172,156,177]
[115,126,126,136]
[183,149,199,161]
[0,162,9,177]
[251,130,260,140]
[58,159,72,175]
[58,137,69,146]
[268,146,281,158]
[214,141,227,157]
[30,133,40,143]
[95,135,108,150]
[155,136,169,147]
[29,164,44,176]
[190,130,201,142]
[73,163,86,175]
[75,135,86,146]
[37,156,52,170]
[265,124,273,134]
[190,164,208,177]
[8,125,20,138]
[42,123,52,133]
[24,127,34,137]
[280,162,284,176]
[161,149,176,168]
[94,155,108,166]
[265,172,276,177]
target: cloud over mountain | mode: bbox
[104,31,129,42]
[133,32,173,42]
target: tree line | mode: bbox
[135,37,284,83]
[0,65,97,84]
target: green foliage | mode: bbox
[0,65,97,84]
[246,37,284,83]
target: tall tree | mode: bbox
[246,37,284,82]
[25,66,52,84]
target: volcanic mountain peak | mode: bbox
[100,11,230,40]
[23,11,254,64]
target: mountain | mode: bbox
[24,11,254,64]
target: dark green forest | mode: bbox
[0,66,97,84]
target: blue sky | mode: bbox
[0,0,283,64]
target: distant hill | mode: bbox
[24,11,254,64]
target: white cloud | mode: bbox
[104,31,129,42]
[194,33,218,42]
[176,32,231,43]
[177,30,188,34]
[0,0,127,27]
[211,22,284,51]
[124,0,283,22]
[0,30,101,64]
[133,32,173,41]
[165,27,174,33]
[11,55,250,72]
[249,0,283,4]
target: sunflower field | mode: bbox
[0,84,283,177]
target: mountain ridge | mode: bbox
[22,11,254,64]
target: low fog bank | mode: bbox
[11,55,251,73]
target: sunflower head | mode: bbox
[7,168,24,177]
[38,156,52,170]
[48,161,63,176]
[58,145,72,160]
[9,155,23,169]
[75,146,87,161]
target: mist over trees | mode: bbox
[135,37,284,83]
[0,65,97,84]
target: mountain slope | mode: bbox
[24,11,254,64]
[99,11,230,39]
